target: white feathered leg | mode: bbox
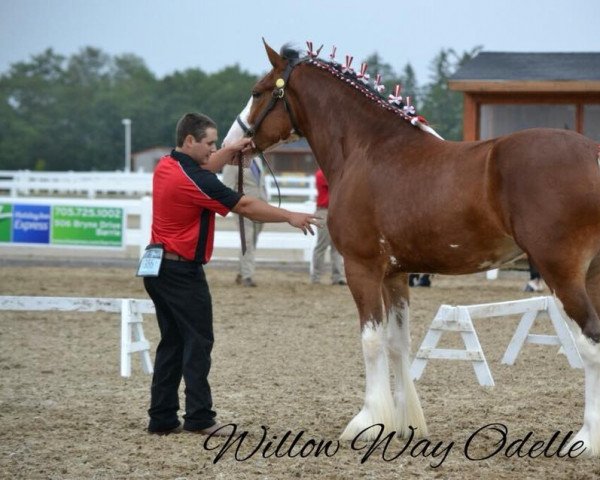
[571,327,600,456]
[340,321,397,441]
[387,303,428,437]
[554,297,600,456]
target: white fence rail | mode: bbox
[0,170,316,202]
[1,294,581,380]
[0,295,155,377]
[0,196,317,262]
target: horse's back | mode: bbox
[492,128,599,194]
[493,128,596,167]
[491,128,600,243]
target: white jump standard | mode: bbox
[411,296,583,387]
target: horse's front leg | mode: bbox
[339,259,398,441]
[383,272,428,438]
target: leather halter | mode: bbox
[246,57,306,139]
[235,115,283,208]
[236,115,252,136]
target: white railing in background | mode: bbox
[0,170,316,202]
[0,196,317,262]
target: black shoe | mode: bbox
[333,280,347,285]
[418,275,431,287]
[183,423,234,437]
[148,425,182,436]
[242,278,257,287]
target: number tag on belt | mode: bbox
[136,244,164,277]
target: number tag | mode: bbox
[136,244,164,277]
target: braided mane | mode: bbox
[280,45,442,138]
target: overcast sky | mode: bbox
[1,0,598,85]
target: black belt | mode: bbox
[164,251,191,262]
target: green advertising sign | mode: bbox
[0,203,12,242]
[51,205,123,247]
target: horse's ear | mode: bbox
[263,38,284,69]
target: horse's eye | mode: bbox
[251,91,261,98]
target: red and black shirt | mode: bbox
[150,150,242,263]
[315,169,329,208]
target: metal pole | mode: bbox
[122,118,132,172]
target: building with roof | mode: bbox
[449,52,600,142]
[132,146,171,172]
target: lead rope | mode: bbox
[236,152,247,255]
[259,153,281,208]
[236,115,282,208]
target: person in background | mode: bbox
[221,156,267,287]
[144,112,319,436]
[409,273,432,287]
[524,259,544,292]
[310,168,346,286]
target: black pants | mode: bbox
[144,259,216,432]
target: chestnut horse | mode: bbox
[232,41,600,454]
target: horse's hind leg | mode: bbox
[339,259,397,441]
[383,272,428,438]
[537,246,600,456]
[562,253,600,456]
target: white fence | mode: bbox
[411,296,582,386]
[1,294,582,381]
[0,295,154,377]
[0,196,317,262]
[0,170,316,202]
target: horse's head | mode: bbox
[247,40,304,152]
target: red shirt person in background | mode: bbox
[310,169,346,285]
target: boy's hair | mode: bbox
[175,113,217,147]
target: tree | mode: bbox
[419,46,482,140]
[0,47,160,170]
[362,52,396,83]
[361,53,419,106]
[396,63,419,107]
[0,45,481,170]
[0,49,67,169]
[155,65,256,148]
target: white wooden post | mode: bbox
[411,304,494,386]
[139,196,152,258]
[502,297,582,368]
[120,299,153,377]
[120,299,132,377]
[457,306,495,386]
[486,269,499,280]
[500,310,538,365]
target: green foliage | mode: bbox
[419,46,482,140]
[0,48,257,170]
[362,53,419,104]
[0,45,480,170]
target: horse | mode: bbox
[228,40,600,455]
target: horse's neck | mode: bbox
[292,66,417,181]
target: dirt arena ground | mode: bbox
[1,263,599,479]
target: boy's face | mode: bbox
[186,127,218,165]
